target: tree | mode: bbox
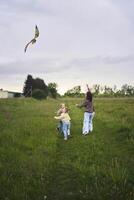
[92,84,100,95]
[48,82,58,99]
[73,86,81,95]
[23,75,48,99]
[121,84,134,96]
[32,89,47,100]
[32,78,48,97]
[64,85,82,97]
[103,85,114,96]
[23,74,33,97]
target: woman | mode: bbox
[76,85,95,135]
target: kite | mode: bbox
[24,25,39,53]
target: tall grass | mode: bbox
[0,97,134,200]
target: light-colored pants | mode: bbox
[82,112,94,134]
[62,121,71,140]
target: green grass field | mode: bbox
[0,97,134,200]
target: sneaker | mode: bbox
[83,132,88,135]
[64,138,67,141]
[56,127,60,131]
[82,131,86,134]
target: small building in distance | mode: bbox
[0,89,23,99]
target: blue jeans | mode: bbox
[57,121,63,133]
[62,121,71,140]
[82,112,93,134]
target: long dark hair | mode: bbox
[86,91,92,102]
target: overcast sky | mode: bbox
[0,0,134,94]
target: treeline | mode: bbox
[92,84,134,97]
[64,84,134,97]
[23,74,58,99]
[23,75,134,99]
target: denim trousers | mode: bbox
[57,121,63,133]
[82,112,93,134]
[62,121,71,139]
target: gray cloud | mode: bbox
[0,55,134,76]
[0,57,70,75]
[69,55,134,68]
[0,0,134,93]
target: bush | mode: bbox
[32,89,47,100]
[14,93,22,98]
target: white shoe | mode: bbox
[64,138,67,141]
[83,132,88,135]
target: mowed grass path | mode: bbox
[0,98,134,200]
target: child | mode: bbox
[56,103,66,133]
[54,107,71,140]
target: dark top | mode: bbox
[79,99,94,113]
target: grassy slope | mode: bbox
[0,98,134,200]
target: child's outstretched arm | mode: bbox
[54,115,63,120]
